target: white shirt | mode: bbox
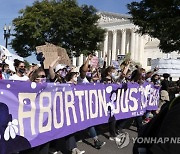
[9,74,29,81]
[77,76,89,83]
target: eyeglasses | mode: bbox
[37,75,46,78]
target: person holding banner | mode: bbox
[131,67,145,131]
[19,67,49,154]
[65,72,79,84]
[101,66,116,84]
[100,60,131,140]
[61,71,86,154]
[49,68,85,153]
[77,54,106,149]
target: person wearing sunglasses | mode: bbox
[19,67,49,154]
[9,59,29,81]
[30,67,46,83]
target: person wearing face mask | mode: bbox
[101,66,119,140]
[77,54,106,149]
[9,59,29,81]
[65,72,78,84]
[19,67,49,154]
[48,71,85,154]
[29,67,47,83]
[101,66,116,84]
[56,71,86,154]
[2,64,11,80]
[151,74,160,86]
[49,57,67,83]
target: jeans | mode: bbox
[88,127,97,138]
[108,116,117,137]
[65,134,77,151]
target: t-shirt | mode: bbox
[2,72,10,80]
[77,76,89,83]
[9,74,29,81]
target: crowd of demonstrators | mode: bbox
[0,54,180,154]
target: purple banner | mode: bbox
[0,80,160,153]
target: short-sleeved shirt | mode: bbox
[77,76,89,83]
[9,74,29,81]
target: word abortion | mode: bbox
[17,83,159,137]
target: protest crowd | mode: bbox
[0,53,180,154]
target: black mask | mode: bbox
[19,68,25,74]
[154,79,158,82]
[6,69,11,74]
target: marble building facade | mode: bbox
[73,12,179,71]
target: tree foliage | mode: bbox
[127,0,180,53]
[11,0,105,57]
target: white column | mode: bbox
[103,32,108,58]
[78,54,84,66]
[130,28,135,61]
[107,49,111,66]
[98,50,102,58]
[121,29,126,55]
[139,36,144,67]
[112,30,117,60]
[72,57,76,66]
[126,39,130,54]
[117,49,120,55]
[135,34,139,62]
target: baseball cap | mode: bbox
[55,64,66,72]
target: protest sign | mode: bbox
[98,58,104,68]
[112,60,120,70]
[117,55,125,61]
[36,43,71,69]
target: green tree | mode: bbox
[24,60,30,69]
[127,0,180,53]
[11,0,105,57]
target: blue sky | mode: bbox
[0,0,141,63]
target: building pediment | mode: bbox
[97,11,131,25]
